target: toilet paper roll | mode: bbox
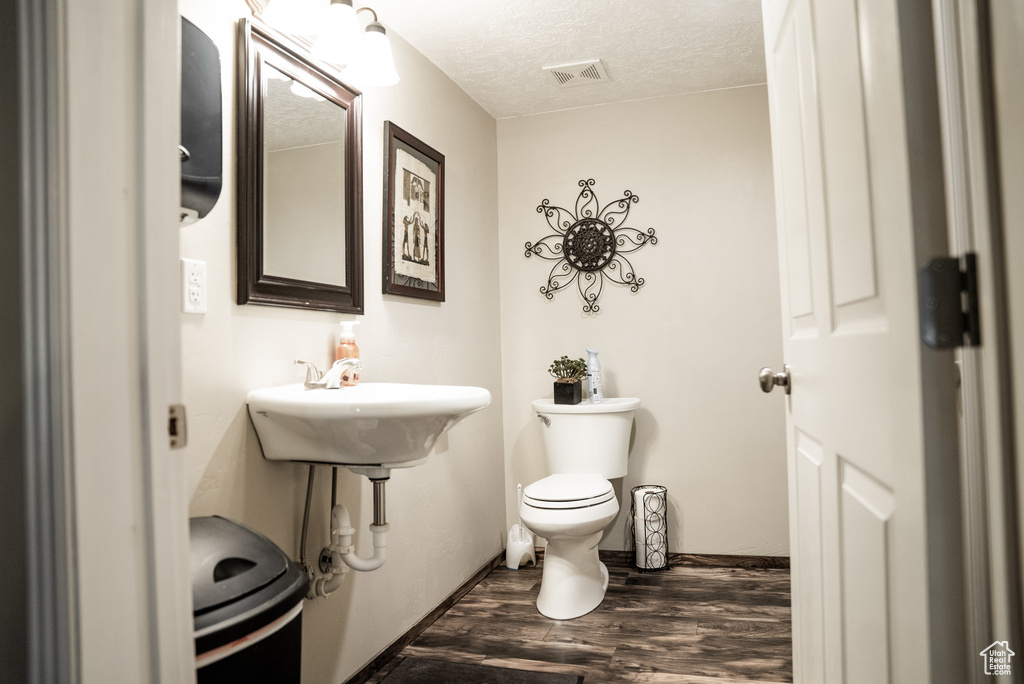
[635,512,665,529]
[634,542,668,570]
[633,489,666,531]
[635,542,649,569]
[636,507,666,523]
[632,486,666,516]
[633,524,667,566]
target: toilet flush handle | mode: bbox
[537,414,550,426]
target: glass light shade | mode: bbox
[343,22,399,87]
[260,0,328,37]
[312,1,361,66]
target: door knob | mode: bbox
[759,365,791,394]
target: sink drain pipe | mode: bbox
[331,481,390,572]
[302,466,391,598]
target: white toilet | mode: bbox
[519,397,640,619]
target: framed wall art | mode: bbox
[382,122,445,301]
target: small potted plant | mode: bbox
[549,355,587,405]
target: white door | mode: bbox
[762,0,966,682]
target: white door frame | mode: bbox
[931,1,1023,675]
[18,0,195,681]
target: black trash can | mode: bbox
[190,516,308,684]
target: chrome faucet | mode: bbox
[295,359,323,388]
[295,358,362,389]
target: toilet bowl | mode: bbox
[519,398,640,620]
[520,474,619,619]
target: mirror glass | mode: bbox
[238,20,363,313]
[263,64,348,285]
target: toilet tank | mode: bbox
[532,398,640,478]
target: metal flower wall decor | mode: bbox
[525,179,658,313]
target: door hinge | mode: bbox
[169,404,187,449]
[919,253,980,349]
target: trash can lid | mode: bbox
[189,516,290,615]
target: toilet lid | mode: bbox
[523,474,615,510]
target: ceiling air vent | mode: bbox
[543,59,610,88]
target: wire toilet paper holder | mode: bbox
[629,484,668,572]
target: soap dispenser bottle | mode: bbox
[335,321,360,386]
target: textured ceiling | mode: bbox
[368,0,767,119]
[264,66,347,151]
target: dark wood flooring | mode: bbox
[365,551,793,683]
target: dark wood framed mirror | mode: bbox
[237,19,363,313]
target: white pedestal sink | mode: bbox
[246,383,491,476]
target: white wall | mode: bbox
[265,142,347,284]
[178,3,504,682]
[496,86,789,555]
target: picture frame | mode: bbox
[382,121,445,301]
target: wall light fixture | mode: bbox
[247,0,399,87]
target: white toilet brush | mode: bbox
[506,484,536,570]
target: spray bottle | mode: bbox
[586,348,603,404]
[335,321,361,386]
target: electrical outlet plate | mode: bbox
[181,258,207,314]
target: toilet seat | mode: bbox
[523,474,614,510]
